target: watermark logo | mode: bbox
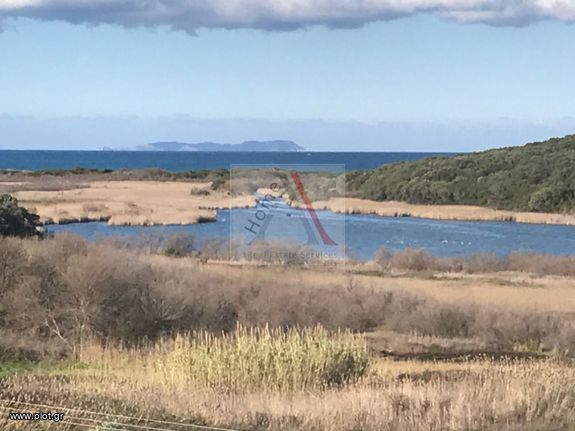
[289,171,337,246]
[230,164,346,264]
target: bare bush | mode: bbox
[508,252,575,277]
[161,233,197,257]
[2,236,575,360]
[389,248,439,272]
[374,247,575,277]
[460,253,507,273]
[373,246,392,267]
[0,238,25,298]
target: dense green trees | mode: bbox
[0,194,41,237]
[348,135,575,213]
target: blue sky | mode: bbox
[1,1,575,151]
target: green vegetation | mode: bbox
[0,361,82,379]
[0,362,35,379]
[348,134,575,212]
[0,167,114,176]
[0,194,41,237]
[163,326,369,391]
[0,168,231,192]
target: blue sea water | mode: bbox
[0,150,452,172]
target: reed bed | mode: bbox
[310,197,575,225]
[2,319,575,430]
[74,326,370,393]
[2,356,575,431]
[8,180,253,226]
[158,325,368,392]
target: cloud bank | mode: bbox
[2,115,575,152]
[0,1,574,32]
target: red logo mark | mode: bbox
[290,171,337,246]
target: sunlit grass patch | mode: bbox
[0,363,35,379]
[159,325,370,392]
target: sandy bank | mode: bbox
[306,198,575,226]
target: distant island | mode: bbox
[104,140,304,152]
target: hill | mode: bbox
[348,134,575,213]
[117,140,304,152]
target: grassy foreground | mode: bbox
[1,333,574,431]
[1,235,575,430]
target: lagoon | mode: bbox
[47,208,575,260]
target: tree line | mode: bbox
[347,134,575,213]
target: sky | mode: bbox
[1,1,575,151]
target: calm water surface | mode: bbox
[47,208,575,260]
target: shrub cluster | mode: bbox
[348,134,575,212]
[374,246,575,277]
[2,236,575,361]
[0,235,237,360]
[0,194,41,238]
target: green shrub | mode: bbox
[0,194,41,237]
[161,325,370,392]
[528,187,556,212]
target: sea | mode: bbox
[3,150,575,259]
[0,150,450,172]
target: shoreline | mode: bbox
[305,198,575,226]
[4,177,575,227]
[38,196,575,228]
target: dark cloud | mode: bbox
[0,1,574,33]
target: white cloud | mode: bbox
[0,0,574,32]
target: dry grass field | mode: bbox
[8,181,254,225]
[1,331,574,431]
[155,255,575,315]
[1,235,575,430]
